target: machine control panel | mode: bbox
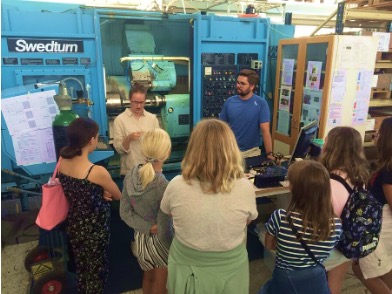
[201,53,238,118]
[202,65,237,118]
[201,52,261,118]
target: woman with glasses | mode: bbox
[113,82,160,176]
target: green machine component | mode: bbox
[161,94,190,140]
[160,94,190,172]
[52,82,79,158]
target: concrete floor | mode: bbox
[2,240,368,294]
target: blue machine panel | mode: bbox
[1,3,294,180]
[191,14,270,124]
[1,3,110,176]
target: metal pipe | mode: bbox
[6,187,42,196]
[120,56,191,91]
[62,77,85,92]
[181,0,187,14]
[2,169,43,185]
[310,9,337,36]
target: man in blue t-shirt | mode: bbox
[220,69,273,159]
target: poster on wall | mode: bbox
[356,69,373,98]
[327,103,343,127]
[331,70,346,103]
[339,38,376,69]
[1,90,58,166]
[352,69,373,126]
[301,89,322,124]
[279,85,291,112]
[282,59,295,86]
[306,61,322,90]
[372,32,390,52]
[277,110,291,136]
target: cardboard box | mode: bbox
[366,118,376,131]
[374,116,392,130]
[375,74,392,89]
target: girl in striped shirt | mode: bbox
[258,160,342,294]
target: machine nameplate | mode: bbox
[80,58,91,65]
[46,59,60,65]
[2,57,18,65]
[21,58,43,65]
[7,38,84,53]
[62,58,79,65]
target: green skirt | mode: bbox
[167,237,249,294]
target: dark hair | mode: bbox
[377,117,392,171]
[60,117,99,159]
[129,82,147,100]
[238,69,259,86]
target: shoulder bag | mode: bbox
[36,158,69,230]
[289,218,324,268]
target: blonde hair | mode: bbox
[181,118,244,193]
[319,126,369,187]
[287,160,335,241]
[139,129,171,189]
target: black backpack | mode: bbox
[330,174,383,259]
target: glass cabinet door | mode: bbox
[300,42,329,129]
[275,44,299,137]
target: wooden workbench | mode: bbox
[255,185,290,198]
[253,181,290,198]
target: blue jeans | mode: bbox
[258,265,330,294]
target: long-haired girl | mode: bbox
[59,117,121,293]
[259,160,342,294]
[319,126,370,294]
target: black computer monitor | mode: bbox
[288,120,319,165]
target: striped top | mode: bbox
[265,209,342,270]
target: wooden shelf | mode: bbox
[311,3,392,35]
[363,141,375,148]
[345,8,392,21]
[375,61,392,69]
[369,99,392,107]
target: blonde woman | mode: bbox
[120,128,172,294]
[160,118,258,294]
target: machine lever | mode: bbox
[6,187,42,196]
[2,169,43,185]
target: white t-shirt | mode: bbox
[160,175,258,251]
[112,109,159,175]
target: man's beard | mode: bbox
[237,88,250,97]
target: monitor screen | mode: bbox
[289,120,318,165]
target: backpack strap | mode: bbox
[84,164,95,180]
[330,173,354,194]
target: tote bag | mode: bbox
[36,158,69,230]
